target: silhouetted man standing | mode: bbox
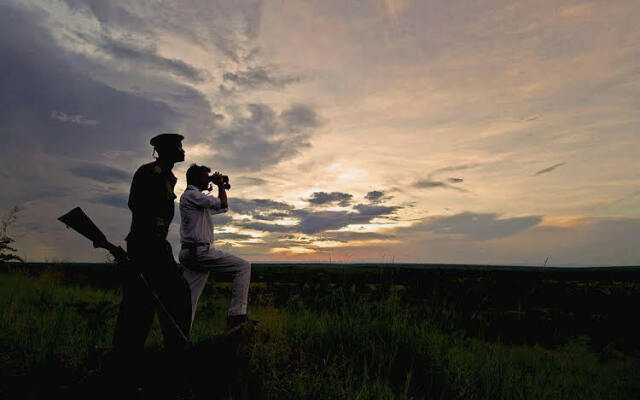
[113,133,192,391]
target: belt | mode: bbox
[181,243,209,269]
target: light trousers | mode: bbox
[179,246,251,324]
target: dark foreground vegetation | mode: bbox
[1,263,639,399]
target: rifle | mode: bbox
[58,207,189,343]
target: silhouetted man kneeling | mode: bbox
[179,164,253,330]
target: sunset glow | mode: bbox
[1,0,638,266]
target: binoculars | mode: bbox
[209,174,231,190]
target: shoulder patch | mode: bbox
[152,165,162,174]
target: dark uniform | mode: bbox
[113,160,192,353]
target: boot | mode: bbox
[226,314,249,331]
[220,315,269,348]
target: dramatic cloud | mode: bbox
[0,5,182,158]
[412,180,467,192]
[222,67,299,90]
[210,103,322,170]
[210,213,233,226]
[412,164,476,193]
[61,0,263,63]
[251,212,291,221]
[292,210,353,234]
[411,163,478,193]
[364,190,384,202]
[50,111,99,126]
[413,212,542,240]
[319,231,395,242]
[235,176,267,187]
[307,192,353,207]
[69,162,130,183]
[233,203,401,235]
[216,232,255,241]
[364,190,393,204]
[61,0,148,32]
[90,191,129,209]
[3,0,639,265]
[239,221,296,233]
[280,104,321,129]
[293,204,401,234]
[230,198,293,216]
[533,163,566,176]
[431,164,481,175]
[352,204,399,216]
[97,35,209,83]
[413,180,447,189]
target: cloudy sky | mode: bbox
[1,0,638,266]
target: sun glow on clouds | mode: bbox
[220,227,266,237]
[308,240,342,248]
[3,0,640,265]
[269,246,316,255]
[539,216,593,229]
[311,239,399,248]
[382,0,408,20]
[183,143,214,159]
[223,238,264,246]
[337,222,398,231]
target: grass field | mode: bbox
[1,264,639,399]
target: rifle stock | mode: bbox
[58,207,129,264]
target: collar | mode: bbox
[153,160,176,175]
[186,184,199,191]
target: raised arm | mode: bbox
[212,171,228,209]
[188,190,224,210]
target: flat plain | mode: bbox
[1,263,638,399]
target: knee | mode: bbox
[241,260,251,275]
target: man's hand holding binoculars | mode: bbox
[209,171,231,190]
[209,171,229,209]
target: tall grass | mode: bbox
[0,271,638,399]
[245,292,637,399]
